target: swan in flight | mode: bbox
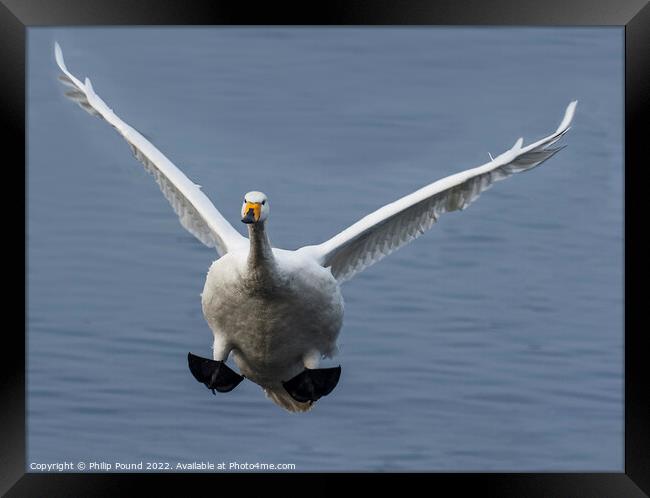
[55,42,577,412]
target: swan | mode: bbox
[54,42,577,412]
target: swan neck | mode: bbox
[247,222,276,274]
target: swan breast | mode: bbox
[201,249,344,383]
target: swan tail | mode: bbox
[264,387,314,413]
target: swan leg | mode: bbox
[303,349,321,369]
[282,352,341,404]
[188,340,244,394]
[212,336,232,362]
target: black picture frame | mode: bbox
[3,0,647,495]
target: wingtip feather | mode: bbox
[556,100,578,134]
[54,41,66,71]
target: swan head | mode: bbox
[241,191,269,224]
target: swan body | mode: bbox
[202,246,344,411]
[54,42,577,412]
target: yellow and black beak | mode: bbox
[241,201,261,224]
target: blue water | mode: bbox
[27,27,623,471]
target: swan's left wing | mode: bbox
[299,101,577,283]
[54,42,246,256]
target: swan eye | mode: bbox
[262,200,266,205]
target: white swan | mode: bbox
[55,43,577,412]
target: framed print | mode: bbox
[3,0,648,495]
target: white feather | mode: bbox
[299,101,577,283]
[54,42,246,256]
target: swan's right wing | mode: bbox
[299,101,577,283]
[55,42,247,256]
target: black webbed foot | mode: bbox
[187,352,244,393]
[282,366,341,403]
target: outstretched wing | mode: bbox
[54,42,246,256]
[298,101,577,283]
